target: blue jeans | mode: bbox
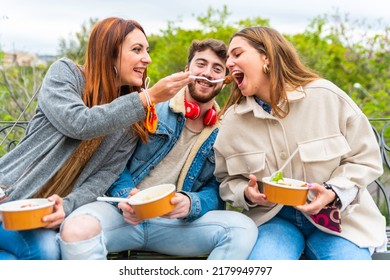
[249,206,371,260]
[59,201,258,260]
[0,224,60,260]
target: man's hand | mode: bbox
[162,192,190,219]
[118,188,142,225]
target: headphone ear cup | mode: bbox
[203,108,217,126]
[184,100,201,120]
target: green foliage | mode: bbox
[0,65,46,121]
[0,62,45,156]
[146,6,270,107]
[0,6,389,126]
[57,18,99,64]
[289,12,390,118]
[147,6,231,81]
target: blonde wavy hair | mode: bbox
[220,26,320,119]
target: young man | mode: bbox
[59,39,258,260]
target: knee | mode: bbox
[225,212,258,243]
[228,211,258,232]
[61,214,101,242]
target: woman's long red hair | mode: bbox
[82,17,148,141]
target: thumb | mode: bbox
[129,188,139,196]
[248,174,258,188]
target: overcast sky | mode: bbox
[1,0,389,55]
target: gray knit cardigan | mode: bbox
[0,58,145,216]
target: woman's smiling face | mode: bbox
[116,28,151,87]
[227,36,270,101]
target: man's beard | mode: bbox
[187,83,220,104]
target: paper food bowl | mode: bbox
[262,177,309,206]
[0,198,55,230]
[128,184,176,220]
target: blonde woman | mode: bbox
[214,26,386,260]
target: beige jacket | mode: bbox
[214,79,386,250]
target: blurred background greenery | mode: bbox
[1,6,389,122]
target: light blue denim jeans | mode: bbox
[59,201,258,260]
[0,224,60,260]
[249,206,371,260]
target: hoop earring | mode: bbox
[263,64,269,74]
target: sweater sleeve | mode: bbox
[327,113,383,202]
[38,58,145,140]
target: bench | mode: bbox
[1,119,389,260]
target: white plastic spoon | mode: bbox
[189,76,225,83]
[270,147,300,182]
[97,197,131,203]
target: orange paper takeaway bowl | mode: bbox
[0,198,55,230]
[128,184,176,220]
[262,177,309,206]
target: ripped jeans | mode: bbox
[58,201,258,260]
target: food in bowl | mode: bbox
[20,202,40,208]
[128,184,176,220]
[270,170,284,183]
[0,198,55,230]
[262,176,309,206]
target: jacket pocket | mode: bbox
[299,134,351,182]
[226,151,266,176]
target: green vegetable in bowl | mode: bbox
[271,171,283,183]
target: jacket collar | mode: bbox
[286,86,306,102]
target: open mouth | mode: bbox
[232,71,244,85]
[134,67,145,77]
[195,80,213,88]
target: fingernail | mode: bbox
[261,194,266,199]
[307,183,313,188]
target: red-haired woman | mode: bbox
[0,17,190,259]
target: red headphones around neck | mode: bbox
[184,100,217,126]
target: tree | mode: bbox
[0,64,46,121]
[1,6,389,123]
[147,6,270,106]
[57,18,99,64]
[289,12,390,119]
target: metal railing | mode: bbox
[368,118,390,223]
[0,121,29,154]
